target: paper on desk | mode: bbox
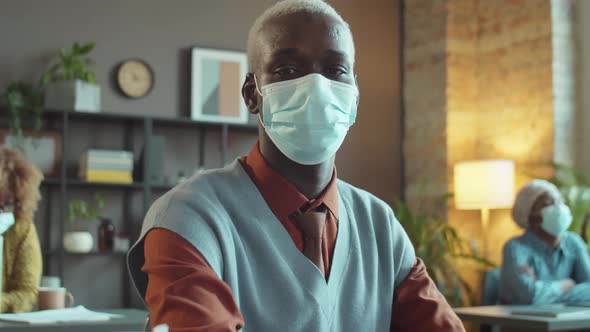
[0,305,123,324]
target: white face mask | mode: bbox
[540,203,572,237]
[256,73,359,165]
[0,212,15,234]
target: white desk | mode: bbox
[0,309,147,332]
[455,305,590,332]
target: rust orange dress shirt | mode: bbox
[142,143,465,331]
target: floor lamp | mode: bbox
[454,160,515,257]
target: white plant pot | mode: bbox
[63,232,94,253]
[44,80,101,112]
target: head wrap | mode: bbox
[512,179,563,228]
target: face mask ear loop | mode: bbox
[253,74,265,127]
[353,74,360,107]
[253,74,263,96]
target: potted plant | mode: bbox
[393,193,495,307]
[63,194,105,253]
[548,163,590,248]
[0,81,44,150]
[41,41,100,112]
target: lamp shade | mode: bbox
[454,160,515,210]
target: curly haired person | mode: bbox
[0,146,43,312]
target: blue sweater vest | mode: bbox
[128,160,415,331]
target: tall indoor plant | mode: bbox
[393,194,495,307]
[41,41,100,112]
[63,194,105,253]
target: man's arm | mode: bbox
[142,228,244,332]
[388,209,464,332]
[390,258,465,332]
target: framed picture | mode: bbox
[0,130,62,177]
[191,47,249,124]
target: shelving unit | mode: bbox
[2,109,257,307]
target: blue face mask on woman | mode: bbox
[0,212,15,234]
[540,203,572,237]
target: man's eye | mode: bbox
[326,67,347,76]
[274,66,299,77]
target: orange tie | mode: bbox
[294,210,327,276]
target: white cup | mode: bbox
[38,287,74,310]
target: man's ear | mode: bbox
[242,73,260,114]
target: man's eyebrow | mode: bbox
[271,48,300,57]
[325,49,348,58]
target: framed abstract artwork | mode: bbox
[191,47,248,124]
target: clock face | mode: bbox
[117,60,154,98]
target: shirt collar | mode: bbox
[523,229,569,256]
[240,142,339,221]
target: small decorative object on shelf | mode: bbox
[135,135,164,185]
[97,218,115,252]
[191,47,248,124]
[41,41,100,112]
[113,231,130,253]
[64,194,104,253]
[63,232,94,254]
[116,59,154,98]
[79,149,134,184]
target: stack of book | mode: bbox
[79,150,134,184]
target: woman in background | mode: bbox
[500,179,590,304]
[0,147,43,312]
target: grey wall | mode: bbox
[0,0,402,309]
[0,0,277,117]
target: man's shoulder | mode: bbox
[148,161,246,218]
[336,179,396,226]
[336,179,392,211]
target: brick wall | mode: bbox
[552,0,577,166]
[574,0,590,175]
[403,0,449,214]
[404,0,567,306]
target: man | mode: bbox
[128,1,464,331]
[500,179,590,304]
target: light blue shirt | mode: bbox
[500,230,590,304]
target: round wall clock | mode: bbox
[116,60,154,98]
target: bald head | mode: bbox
[247,0,355,75]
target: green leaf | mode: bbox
[78,42,95,55]
[86,72,96,84]
[73,42,80,54]
[40,63,60,85]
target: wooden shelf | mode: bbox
[42,178,175,191]
[3,108,257,308]
[44,250,128,257]
[43,178,144,189]
[43,109,258,132]
[151,183,176,191]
